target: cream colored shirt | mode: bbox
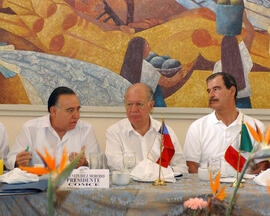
[105,117,188,175]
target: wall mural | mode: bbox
[0,0,269,108]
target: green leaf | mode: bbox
[53,150,84,189]
[48,174,54,216]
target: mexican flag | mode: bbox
[224,123,253,172]
[240,123,253,152]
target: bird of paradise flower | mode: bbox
[226,123,270,216]
[209,170,226,201]
[20,146,84,216]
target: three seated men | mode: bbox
[2,73,269,175]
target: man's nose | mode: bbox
[130,104,139,112]
[208,89,214,98]
[73,110,80,119]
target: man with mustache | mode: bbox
[183,72,268,174]
[6,87,101,169]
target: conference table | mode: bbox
[0,174,269,216]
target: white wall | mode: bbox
[0,105,270,152]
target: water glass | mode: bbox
[208,158,221,178]
[123,152,136,172]
[89,153,103,169]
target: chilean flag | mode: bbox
[156,122,175,168]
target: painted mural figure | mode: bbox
[120,37,185,107]
[213,11,255,108]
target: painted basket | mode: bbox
[216,4,244,36]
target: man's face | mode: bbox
[51,94,81,132]
[125,86,154,127]
[207,75,235,111]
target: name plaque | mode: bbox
[60,166,109,189]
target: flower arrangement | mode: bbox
[226,123,270,216]
[20,146,84,216]
[183,170,226,215]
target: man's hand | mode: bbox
[15,149,32,167]
[69,146,88,168]
[186,161,199,173]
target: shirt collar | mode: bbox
[210,109,243,126]
[127,116,158,135]
[40,114,53,128]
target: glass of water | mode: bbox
[123,152,136,172]
[208,158,221,178]
[89,153,103,169]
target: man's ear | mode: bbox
[50,106,56,116]
[230,86,236,97]
[149,100,154,110]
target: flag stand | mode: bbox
[153,118,166,186]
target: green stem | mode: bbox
[48,174,54,216]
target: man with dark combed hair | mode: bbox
[184,72,269,174]
[7,87,101,169]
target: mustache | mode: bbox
[209,98,219,104]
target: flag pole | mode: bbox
[232,116,244,188]
[153,116,166,186]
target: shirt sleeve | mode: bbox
[183,122,202,164]
[0,124,9,168]
[105,126,125,171]
[6,125,31,170]
[167,127,188,175]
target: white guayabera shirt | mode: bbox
[105,117,188,176]
[6,115,101,169]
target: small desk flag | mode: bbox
[224,145,246,172]
[156,122,175,168]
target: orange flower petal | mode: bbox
[59,146,67,173]
[209,169,216,195]
[216,186,226,200]
[265,126,270,145]
[36,149,48,167]
[255,123,264,142]
[43,146,56,171]
[214,170,221,194]
[267,180,270,196]
[245,122,260,142]
[19,166,50,175]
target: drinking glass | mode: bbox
[208,158,221,178]
[123,152,136,172]
[89,153,103,169]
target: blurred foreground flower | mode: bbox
[184,197,208,210]
[20,146,83,216]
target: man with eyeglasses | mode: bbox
[105,83,188,176]
[184,72,269,174]
[6,87,100,169]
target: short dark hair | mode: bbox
[206,72,238,99]
[47,87,75,112]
